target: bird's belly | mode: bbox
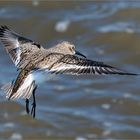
[18,73,33,92]
[32,71,54,84]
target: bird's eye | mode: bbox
[72,46,75,50]
[69,45,75,52]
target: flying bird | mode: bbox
[0,26,138,118]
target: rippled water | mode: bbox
[0,1,140,140]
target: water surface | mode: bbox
[0,1,140,140]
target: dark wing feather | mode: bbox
[0,25,42,68]
[49,54,137,75]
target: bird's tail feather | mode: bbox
[1,82,13,99]
[1,81,35,100]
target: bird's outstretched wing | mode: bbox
[0,25,43,69]
[48,54,137,75]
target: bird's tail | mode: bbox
[1,81,36,100]
[1,82,14,99]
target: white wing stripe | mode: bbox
[15,47,21,66]
[49,62,128,75]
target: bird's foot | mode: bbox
[26,99,30,114]
[31,102,36,119]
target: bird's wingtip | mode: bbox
[0,25,10,30]
[0,25,11,38]
[122,72,140,76]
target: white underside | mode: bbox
[32,70,55,84]
[10,71,56,99]
[18,73,33,92]
[18,71,55,92]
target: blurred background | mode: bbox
[0,1,140,140]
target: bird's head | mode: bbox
[52,41,86,58]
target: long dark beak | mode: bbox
[75,51,86,58]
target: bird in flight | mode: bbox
[0,26,138,118]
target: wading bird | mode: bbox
[0,26,138,118]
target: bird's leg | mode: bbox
[31,86,37,118]
[25,99,30,114]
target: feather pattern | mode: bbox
[1,73,35,100]
[48,55,137,75]
[1,82,14,99]
[0,25,43,69]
